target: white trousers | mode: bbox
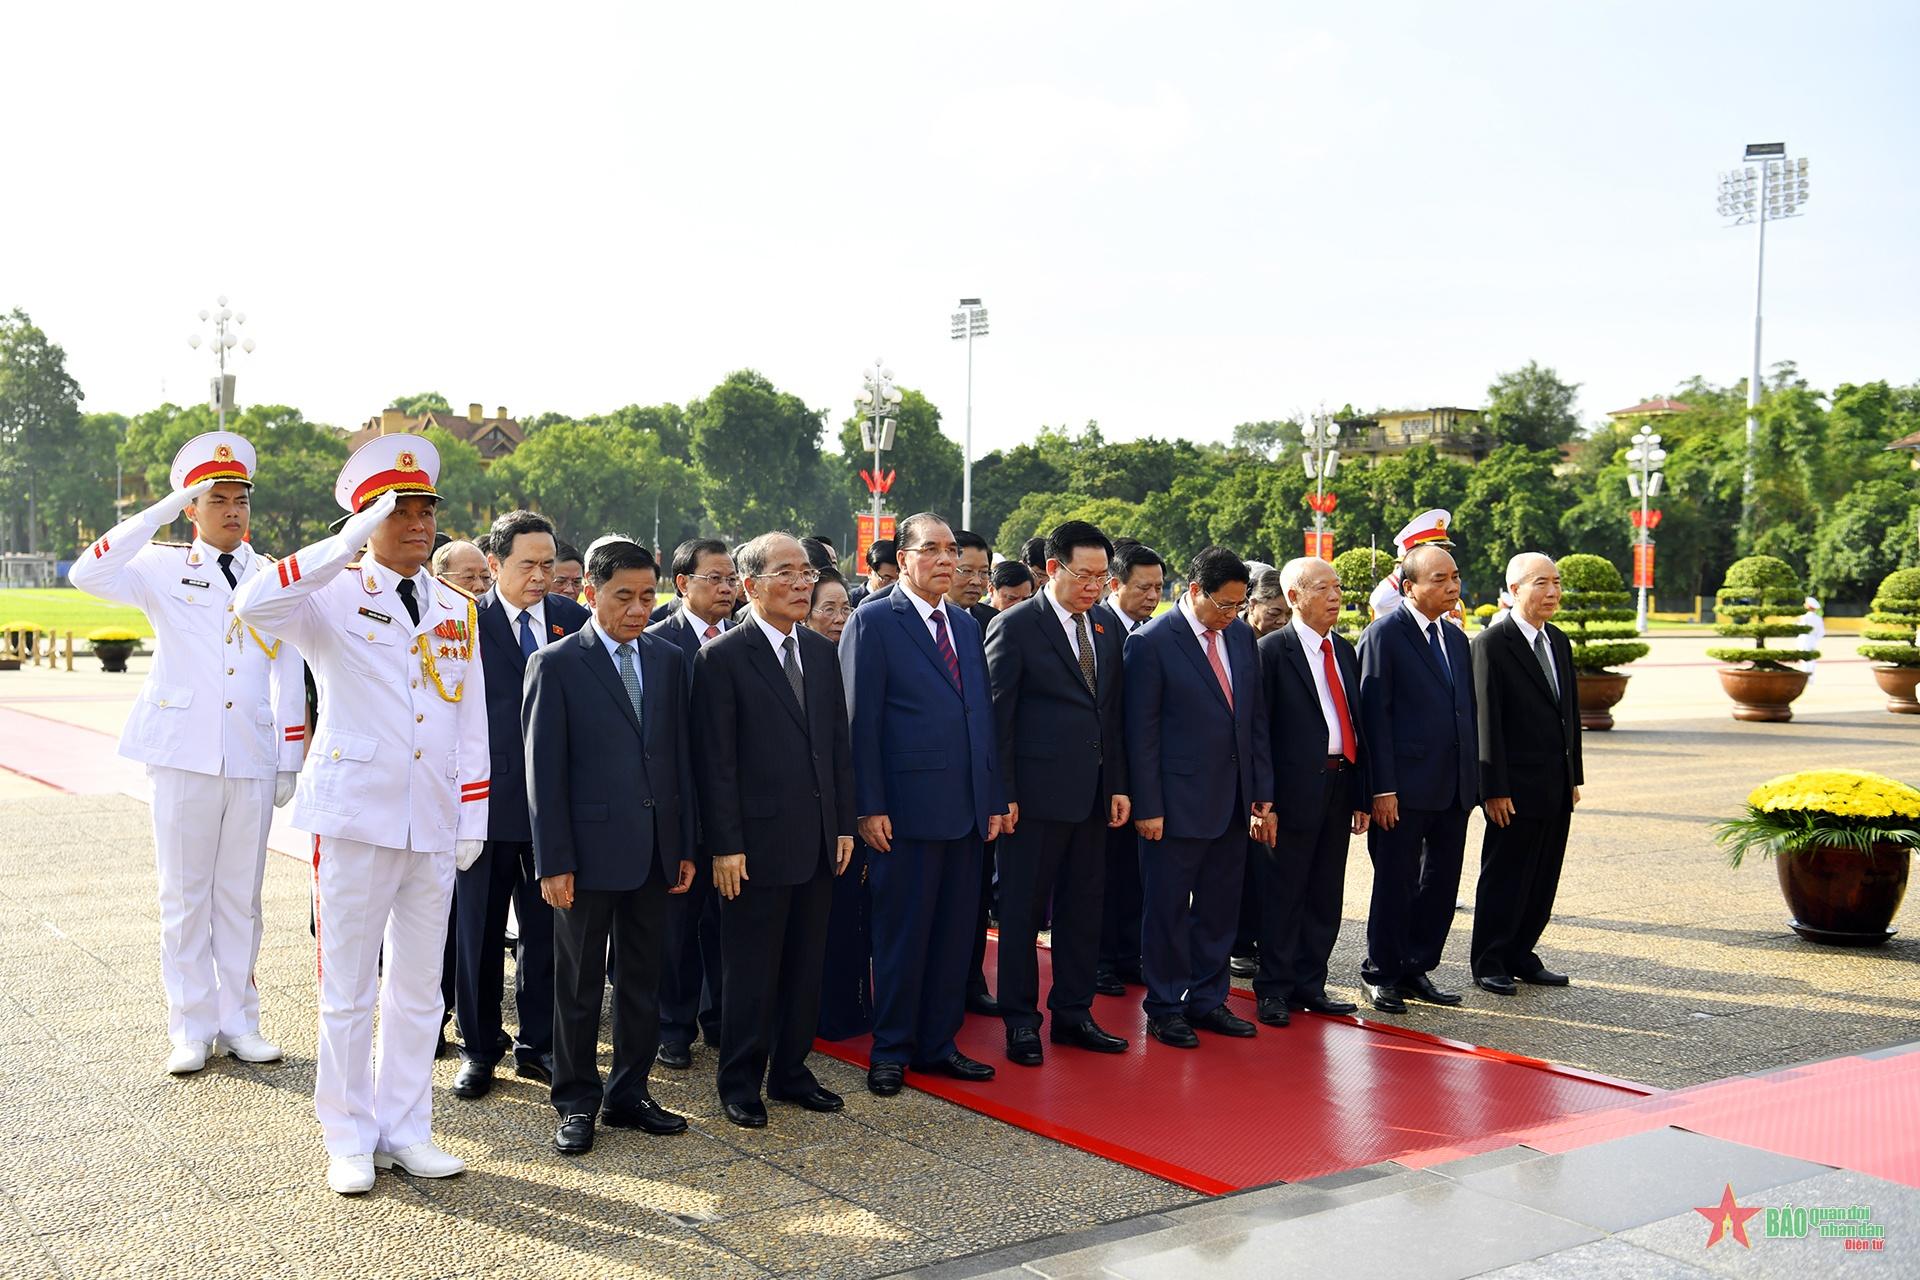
[147,765,273,1046]
[312,836,454,1158]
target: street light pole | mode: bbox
[188,295,256,432]
[950,299,988,530]
[1301,407,1341,553]
[1718,144,1809,546]
[858,359,901,526]
[1626,428,1667,632]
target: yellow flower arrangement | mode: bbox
[86,627,142,644]
[1717,768,1920,866]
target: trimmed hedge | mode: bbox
[1556,553,1650,674]
[1857,566,1920,667]
[1331,546,1395,637]
[1707,555,1819,667]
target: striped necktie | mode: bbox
[930,608,962,693]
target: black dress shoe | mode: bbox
[723,1100,768,1129]
[965,992,1002,1017]
[769,1085,844,1112]
[1005,1027,1044,1066]
[1228,954,1258,979]
[655,1042,692,1069]
[1475,974,1518,996]
[1299,994,1359,1016]
[1146,1015,1199,1049]
[1190,1005,1257,1037]
[1051,1019,1127,1053]
[867,1062,905,1096]
[1256,997,1290,1027]
[600,1098,687,1135]
[916,1052,995,1082]
[1518,968,1570,986]
[514,1053,554,1085]
[1403,974,1463,1006]
[451,1060,494,1099]
[1093,971,1127,997]
[1364,982,1408,1014]
[554,1113,595,1155]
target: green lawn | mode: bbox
[0,589,154,638]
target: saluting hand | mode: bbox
[143,479,216,526]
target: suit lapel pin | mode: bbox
[551,623,564,637]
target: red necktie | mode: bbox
[703,623,720,642]
[931,608,963,693]
[1203,629,1233,709]
[1321,638,1356,763]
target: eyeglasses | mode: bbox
[953,566,989,581]
[1201,589,1248,616]
[1056,564,1105,585]
[810,604,852,621]
[752,569,822,588]
[685,572,741,589]
[903,544,958,562]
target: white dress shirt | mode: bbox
[503,597,549,649]
[1511,612,1557,690]
[1178,596,1231,691]
[1290,616,1347,755]
[752,611,803,674]
[1409,602,1452,676]
[689,611,730,644]
[901,585,954,647]
[1046,584,1095,675]
[597,625,645,702]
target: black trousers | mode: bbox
[1139,825,1245,1020]
[1470,798,1573,980]
[1097,821,1144,980]
[551,877,667,1117]
[717,864,833,1105]
[1361,805,1469,989]
[995,812,1106,1031]
[964,837,997,1000]
[659,878,723,1050]
[1253,766,1354,1004]
[1233,845,1261,957]
[453,839,553,1066]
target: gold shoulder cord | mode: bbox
[419,597,479,703]
[224,616,283,659]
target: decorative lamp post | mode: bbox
[856,359,903,563]
[1717,143,1809,544]
[187,295,255,431]
[1301,407,1341,558]
[1626,428,1667,631]
[949,298,988,530]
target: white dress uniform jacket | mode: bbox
[231,527,490,851]
[68,521,306,780]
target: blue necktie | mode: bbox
[518,610,538,659]
[1427,621,1452,684]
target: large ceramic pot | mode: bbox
[92,641,135,673]
[1575,672,1629,731]
[1776,841,1912,945]
[1716,666,1810,722]
[1871,666,1920,715]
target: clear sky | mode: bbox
[4,2,1914,453]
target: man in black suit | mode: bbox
[451,511,590,1100]
[1253,558,1369,1027]
[846,538,898,609]
[1094,540,1163,996]
[1470,553,1582,995]
[691,533,855,1128]
[550,540,584,602]
[647,538,739,1068]
[526,539,697,1155]
[1355,543,1479,1015]
[986,521,1131,1065]
[979,560,1035,626]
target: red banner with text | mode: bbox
[1632,541,1655,589]
[856,513,897,570]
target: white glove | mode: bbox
[273,771,298,807]
[455,839,485,872]
[336,490,399,552]
[140,479,215,526]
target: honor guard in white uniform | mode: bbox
[1369,509,1455,623]
[68,432,306,1076]
[233,434,489,1195]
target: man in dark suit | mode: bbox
[646,538,739,1068]
[840,512,1007,1096]
[1124,547,1274,1049]
[692,533,855,1127]
[845,538,898,609]
[986,521,1131,1066]
[1355,542,1479,1015]
[979,560,1034,627]
[1094,540,1163,996]
[526,539,697,1155]
[450,511,590,1101]
[1470,553,1582,995]
[1253,558,1370,1027]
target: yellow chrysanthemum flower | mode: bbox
[1747,769,1920,820]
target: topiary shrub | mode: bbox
[1331,545,1395,636]
[1857,567,1920,667]
[1708,555,1818,669]
[1556,553,1650,674]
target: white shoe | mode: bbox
[166,1040,212,1074]
[215,1032,284,1063]
[372,1140,466,1178]
[327,1153,376,1195]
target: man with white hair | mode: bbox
[1468,553,1582,996]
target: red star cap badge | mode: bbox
[1694,1183,1762,1249]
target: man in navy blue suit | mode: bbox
[646,538,738,1069]
[1355,541,1480,1015]
[840,512,1007,1097]
[526,539,698,1155]
[1124,546,1274,1049]
[451,510,590,1101]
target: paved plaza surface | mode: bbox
[0,635,1913,1277]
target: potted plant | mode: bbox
[1707,555,1818,721]
[1,620,40,669]
[1857,567,1920,714]
[88,627,140,673]
[1715,768,1919,945]
[1555,553,1651,730]
[1331,545,1394,637]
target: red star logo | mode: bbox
[1695,1183,1762,1249]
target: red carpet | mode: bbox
[813,938,1651,1193]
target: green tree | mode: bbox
[837,388,961,526]
[1484,361,1581,451]
[1229,419,1305,462]
[1808,479,1919,603]
[688,371,826,540]
[391,391,452,416]
[418,426,494,540]
[1461,444,1567,598]
[242,410,351,553]
[0,309,86,553]
[490,419,696,552]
